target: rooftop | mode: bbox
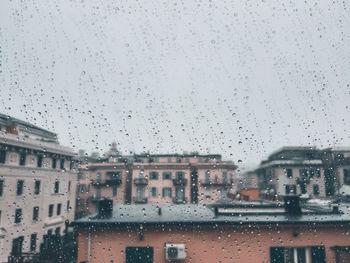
[0,113,56,137]
[72,201,350,227]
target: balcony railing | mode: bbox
[201,180,231,186]
[173,197,187,204]
[134,197,148,204]
[8,253,40,263]
[89,195,102,202]
[173,178,188,186]
[91,178,121,187]
[134,178,149,185]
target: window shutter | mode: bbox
[270,247,285,263]
[311,246,326,263]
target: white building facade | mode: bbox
[0,114,77,263]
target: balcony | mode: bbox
[201,180,231,187]
[134,197,148,204]
[173,197,187,204]
[173,178,188,186]
[8,253,40,263]
[89,195,102,202]
[134,178,149,185]
[91,178,121,187]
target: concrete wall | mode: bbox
[77,224,350,263]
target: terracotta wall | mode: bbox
[77,224,350,263]
[240,188,259,201]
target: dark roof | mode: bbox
[72,203,350,227]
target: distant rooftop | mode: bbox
[0,113,56,138]
[0,113,75,156]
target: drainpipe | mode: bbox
[87,227,92,263]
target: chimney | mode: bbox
[98,199,113,219]
[284,195,301,216]
[332,205,340,213]
[214,206,219,217]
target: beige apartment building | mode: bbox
[0,114,77,263]
[76,143,237,218]
[256,146,350,201]
[256,147,326,200]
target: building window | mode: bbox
[299,169,308,178]
[30,233,37,251]
[15,208,22,223]
[150,187,157,197]
[96,188,101,199]
[52,158,57,169]
[67,200,70,211]
[68,181,71,192]
[96,172,102,183]
[19,153,26,166]
[112,186,117,196]
[222,172,228,184]
[11,236,24,255]
[344,169,350,185]
[37,155,43,167]
[150,172,159,180]
[57,203,62,216]
[55,227,61,236]
[16,180,24,196]
[48,204,54,217]
[175,188,185,202]
[313,185,320,196]
[176,158,182,163]
[175,171,185,180]
[167,157,172,163]
[205,188,211,198]
[286,168,293,179]
[162,187,172,198]
[136,187,145,200]
[285,185,296,195]
[205,170,211,183]
[34,180,41,195]
[270,246,325,263]
[33,206,39,221]
[0,150,6,164]
[0,180,3,196]
[0,210,2,225]
[60,159,65,169]
[316,169,321,178]
[54,180,59,194]
[162,172,172,180]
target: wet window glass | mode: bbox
[1,1,350,263]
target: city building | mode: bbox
[73,197,350,263]
[0,114,77,263]
[237,170,259,201]
[321,147,350,197]
[256,146,350,201]
[75,143,237,218]
[256,147,326,200]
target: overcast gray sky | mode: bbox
[0,0,350,168]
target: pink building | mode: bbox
[75,144,237,218]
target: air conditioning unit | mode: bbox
[165,244,186,260]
